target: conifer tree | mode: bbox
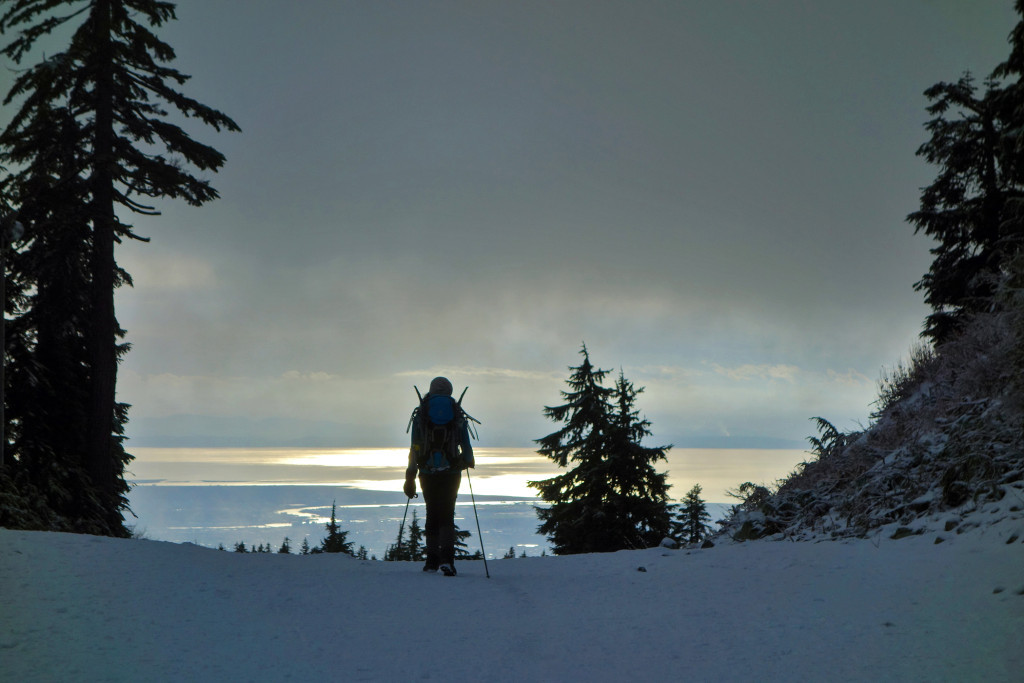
[300,537,311,556]
[908,76,1010,344]
[319,502,354,555]
[384,509,424,561]
[1,92,100,530]
[383,519,405,561]
[908,4,1024,345]
[992,1,1024,255]
[406,509,423,560]
[674,484,713,544]
[278,537,292,554]
[603,371,673,546]
[529,345,673,554]
[453,524,472,559]
[0,0,239,535]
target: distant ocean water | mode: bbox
[126,447,804,557]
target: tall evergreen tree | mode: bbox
[1,111,99,529]
[908,4,1024,345]
[0,0,239,534]
[529,345,673,554]
[603,371,673,546]
[908,76,1011,344]
[992,1,1024,253]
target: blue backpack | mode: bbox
[407,388,480,473]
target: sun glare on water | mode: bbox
[271,448,408,468]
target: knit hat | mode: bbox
[429,376,453,396]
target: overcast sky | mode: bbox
[8,1,1018,449]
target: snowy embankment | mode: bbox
[2,522,1021,683]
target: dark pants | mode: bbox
[419,470,462,566]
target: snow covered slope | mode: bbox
[2,523,1021,682]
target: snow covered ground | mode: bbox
[1,522,1021,682]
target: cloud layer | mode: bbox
[67,1,1018,448]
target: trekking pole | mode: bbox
[465,469,490,578]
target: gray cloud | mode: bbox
[8,1,1015,448]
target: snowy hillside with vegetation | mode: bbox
[717,281,1024,546]
[2,519,1021,682]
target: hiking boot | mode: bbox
[439,563,457,577]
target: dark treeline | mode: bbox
[218,501,537,560]
[222,502,375,559]
[0,1,238,534]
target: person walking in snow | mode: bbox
[404,376,475,576]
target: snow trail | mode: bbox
[1,524,1021,682]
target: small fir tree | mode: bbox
[453,524,473,559]
[319,502,354,555]
[299,537,311,556]
[675,484,713,544]
[529,345,673,554]
[384,509,424,561]
[406,510,424,561]
[383,524,404,561]
[278,537,292,554]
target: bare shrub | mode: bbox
[872,343,938,418]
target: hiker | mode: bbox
[404,376,475,575]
